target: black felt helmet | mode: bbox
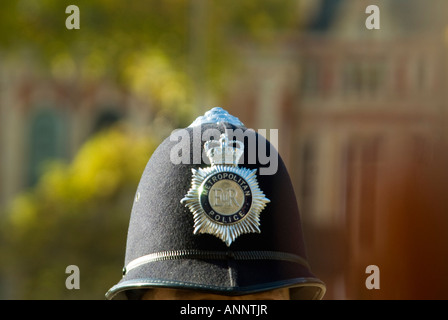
[105,107,326,300]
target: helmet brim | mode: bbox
[105,258,326,300]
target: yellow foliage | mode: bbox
[1,124,159,299]
[42,125,155,204]
[8,192,38,233]
[123,49,192,113]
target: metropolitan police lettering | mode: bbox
[181,133,270,246]
[201,171,252,224]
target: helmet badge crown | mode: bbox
[204,134,244,167]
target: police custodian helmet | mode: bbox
[105,107,326,300]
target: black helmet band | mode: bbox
[123,249,311,276]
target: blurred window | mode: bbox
[345,137,380,251]
[300,57,320,98]
[413,55,433,95]
[28,109,66,186]
[300,138,317,214]
[343,58,385,99]
[93,109,122,133]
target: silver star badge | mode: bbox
[181,132,270,246]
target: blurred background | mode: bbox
[1,0,448,299]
